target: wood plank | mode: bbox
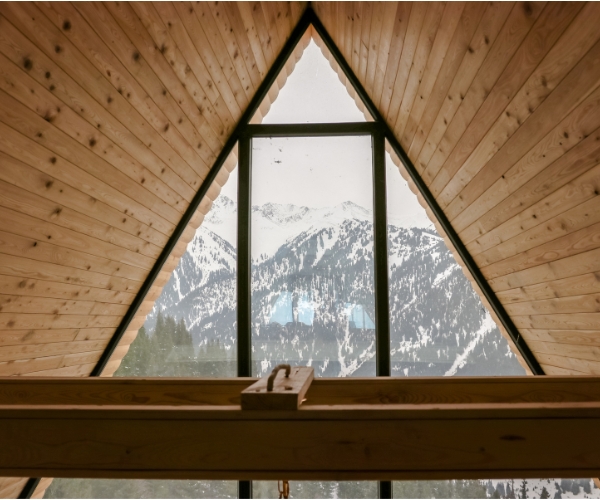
[505,293,600,316]
[400,2,466,146]
[0,125,169,247]
[128,2,227,142]
[93,2,219,170]
[459,91,600,244]
[0,89,177,234]
[0,204,153,274]
[0,294,127,317]
[385,2,428,130]
[0,3,203,194]
[414,1,517,171]
[0,48,193,212]
[419,2,546,181]
[357,1,372,86]
[521,329,600,348]
[405,1,485,157]
[378,2,411,116]
[443,3,600,216]
[475,194,600,267]
[0,253,140,294]
[364,2,384,96]
[0,328,114,348]
[370,2,400,110]
[0,313,121,331]
[242,366,314,410]
[394,2,446,143]
[497,273,600,304]
[5,376,600,479]
[481,220,600,280]
[0,338,110,363]
[513,313,600,331]
[0,175,161,260]
[528,340,600,364]
[534,352,600,375]
[427,2,581,197]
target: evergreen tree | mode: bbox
[519,479,528,499]
[540,486,550,499]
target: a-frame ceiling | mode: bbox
[0,1,600,497]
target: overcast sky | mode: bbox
[220,40,431,228]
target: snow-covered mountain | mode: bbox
[144,195,524,377]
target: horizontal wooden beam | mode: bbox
[2,376,600,480]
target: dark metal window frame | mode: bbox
[20,5,543,500]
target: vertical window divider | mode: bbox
[238,134,252,500]
[372,129,393,499]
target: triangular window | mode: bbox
[48,17,530,500]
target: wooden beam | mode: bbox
[2,376,600,480]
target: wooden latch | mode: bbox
[241,364,314,410]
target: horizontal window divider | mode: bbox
[242,122,383,138]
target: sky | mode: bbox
[220,40,432,228]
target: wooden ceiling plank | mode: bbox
[129,3,227,146]
[535,351,600,374]
[489,246,600,293]
[262,2,286,60]
[192,1,253,107]
[172,2,243,120]
[406,2,486,158]
[539,363,588,375]
[420,2,546,184]
[245,2,276,71]
[0,338,110,364]
[230,2,268,85]
[209,2,261,94]
[364,2,384,96]
[0,312,121,332]
[466,156,600,266]
[514,310,600,331]
[0,328,113,348]
[357,1,372,86]
[23,361,97,377]
[481,217,600,281]
[0,13,199,208]
[0,293,127,318]
[505,293,600,316]
[370,2,398,109]
[522,329,600,348]
[393,2,445,144]
[0,254,140,295]
[497,273,600,305]
[0,230,149,290]
[427,2,580,197]
[0,129,170,248]
[376,2,408,114]
[0,204,154,274]
[414,2,515,171]
[0,274,133,306]
[0,479,29,499]
[0,54,193,217]
[476,194,600,269]
[350,2,365,79]
[342,2,354,73]
[2,4,204,194]
[457,91,600,241]
[442,3,600,216]
[99,2,219,171]
[0,89,180,233]
[385,2,427,132]
[0,176,162,261]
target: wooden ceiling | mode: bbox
[1,1,600,496]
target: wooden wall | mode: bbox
[0,2,307,496]
[313,1,600,376]
[1,1,600,496]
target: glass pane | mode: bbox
[45,159,239,498]
[118,164,238,378]
[253,481,377,499]
[251,136,376,378]
[44,479,237,499]
[258,40,367,124]
[385,151,525,377]
[393,478,600,499]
